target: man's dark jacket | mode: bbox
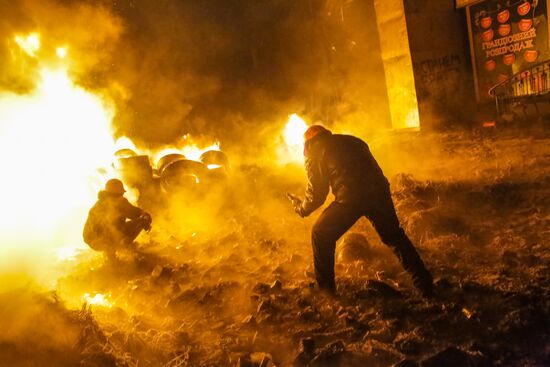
[299,131,389,217]
[83,191,143,250]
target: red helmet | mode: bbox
[304,125,330,142]
[104,178,126,195]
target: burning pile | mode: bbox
[0,31,117,285]
[112,138,229,199]
[0,27,238,288]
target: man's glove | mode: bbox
[286,193,305,218]
[140,212,152,232]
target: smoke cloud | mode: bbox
[97,0,394,149]
[0,0,121,92]
[0,0,405,289]
[1,0,395,151]
[2,0,398,153]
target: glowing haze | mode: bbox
[278,113,309,164]
[0,33,116,285]
[0,66,115,228]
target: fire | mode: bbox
[115,136,137,150]
[0,67,115,228]
[280,113,309,163]
[83,293,112,308]
[115,136,222,175]
[55,246,82,262]
[181,142,220,161]
[14,33,41,57]
[56,46,68,59]
[0,33,116,280]
[284,113,309,147]
[151,141,221,164]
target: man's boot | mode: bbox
[412,270,434,298]
[393,241,434,298]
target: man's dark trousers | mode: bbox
[311,186,432,293]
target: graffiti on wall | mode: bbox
[413,54,463,85]
[412,52,472,125]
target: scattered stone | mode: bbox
[80,351,118,367]
[241,314,256,325]
[337,233,371,263]
[300,337,316,354]
[150,265,173,281]
[344,316,370,339]
[369,324,395,343]
[502,250,519,267]
[237,353,253,367]
[395,336,422,356]
[297,296,312,308]
[211,321,226,331]
[365,343,402,366]
[235,352,274,367]
[421,346,490,367]
[311,328,355,344]
[253,282,270,294]
[293,337,316,367]
[298,306,318,321]
[250,352,274,367]
[258,355,271,367]
[365,280,403,298]
[257,300,274,313]
[289,254,304,264]
[433,277,452,290]
[270,280,282,291]
[392,359,419,367]
[308,340,346,367]
[150,265,163,278]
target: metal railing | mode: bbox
[489,60,550,115]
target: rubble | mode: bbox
[292,338,316,367]
[2,132,549,366]
[308,340,346,366]
[336,233,371,263]
[392,359,419,367]
[270,280,283,292]
[363,279,403,298]
[236,352,274,367]
[420,346,490,367]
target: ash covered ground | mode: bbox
[1,128,549,367]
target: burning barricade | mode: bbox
[110,139,230,205]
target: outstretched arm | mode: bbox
[120,198,144,220]
[297,155,329,217]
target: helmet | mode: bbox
[104,178,126,195]
[304,125,330,142]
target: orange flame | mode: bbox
[279,113,309,164]
[0,33,116,283]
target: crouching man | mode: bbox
[289,126,433,297]
[83,179,152,261]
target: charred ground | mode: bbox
[0,128,548,367]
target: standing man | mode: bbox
[289,125,433,297]
[83,178,152,261]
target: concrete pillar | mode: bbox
[373,0,420,129]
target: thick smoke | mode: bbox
[0,0,405,289]
[0,0,122,287]
[62,0,392,151]
[0,0,121,92]
[2,0,396,153]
